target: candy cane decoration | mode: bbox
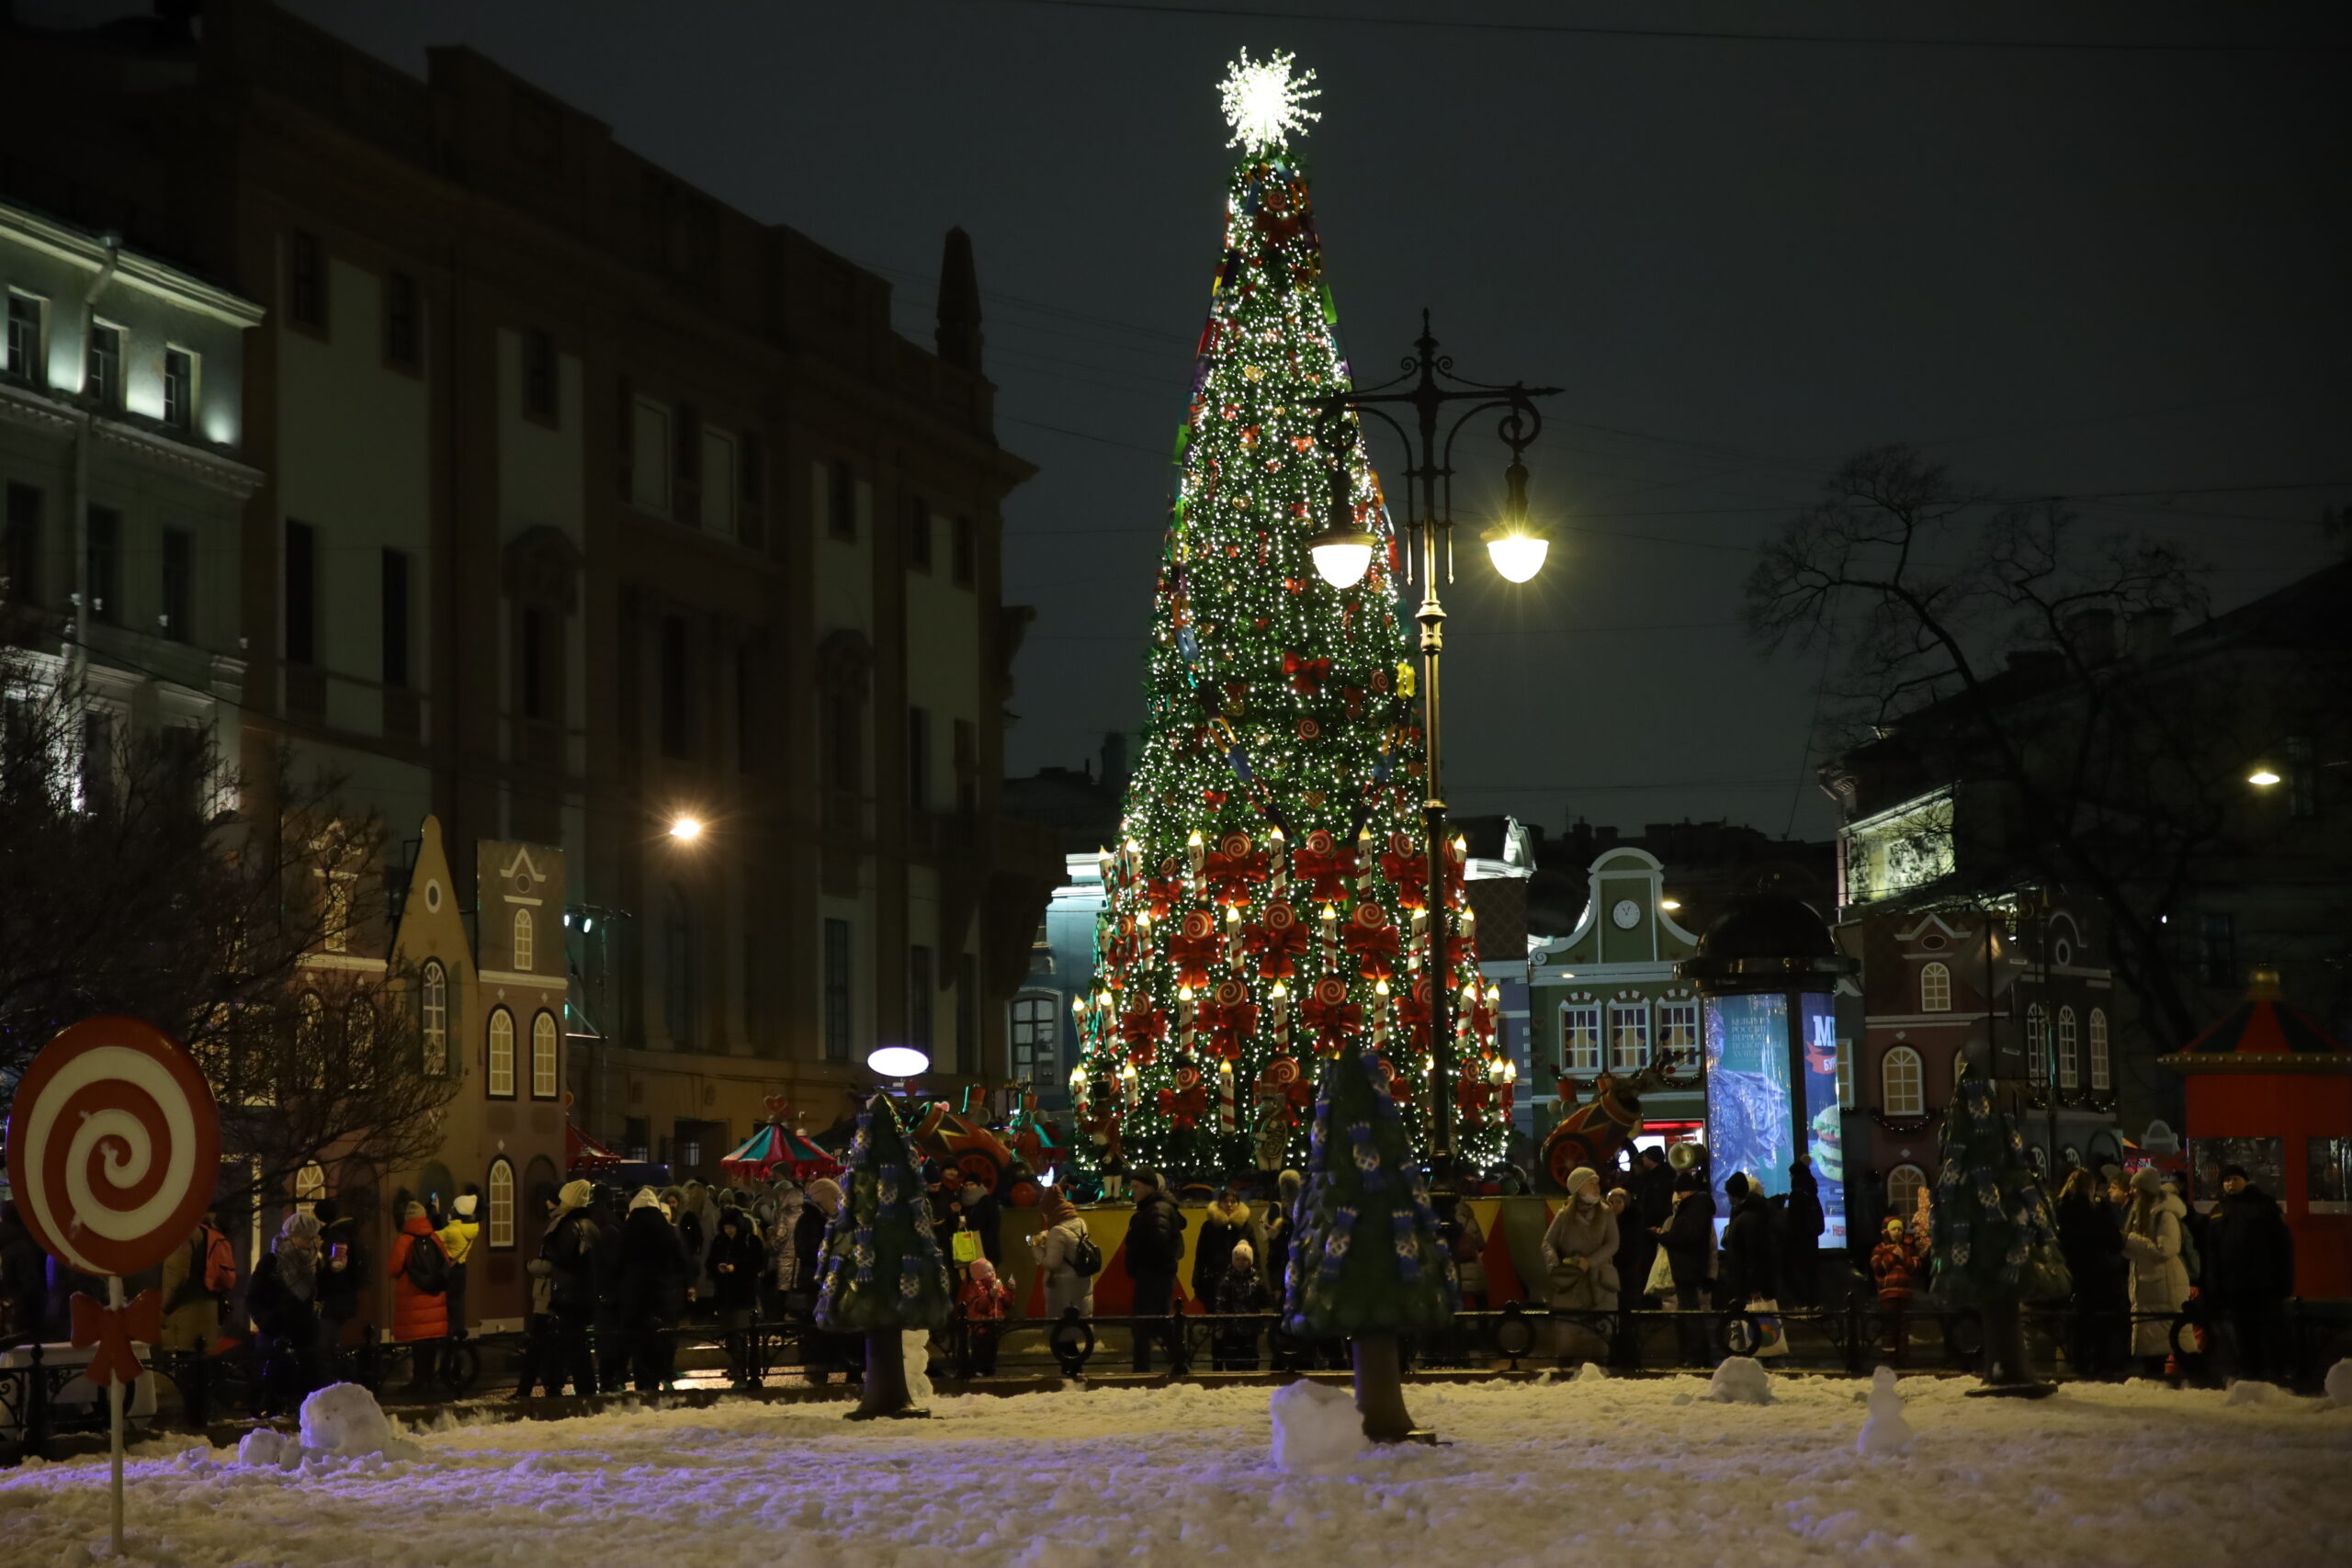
[1216,1058,1237,1134]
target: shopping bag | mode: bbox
[1746,1297,1789,1359]
[951,1230,981,1265]
[1645,1249,1675,1297]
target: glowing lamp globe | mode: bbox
[1484,529,1549,583]
[1308,524,1375,589]
[866,1045,930,1078]
[668,814,704,842]
[2248,769,2281,787]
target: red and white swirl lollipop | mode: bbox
[6,1016,220,1278]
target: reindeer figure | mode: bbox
[1541,1065,1659,1190]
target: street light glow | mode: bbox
[1485,530,1549,583]
[1308,525,1375,589]
[669,815,704,841]
[867,1045,930,1077]
[2247,769,2281,787]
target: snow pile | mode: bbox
[298,1382,423,1462]
[1573,1360,1608,1384]
[1708,1355,1774,1404]
[1270,1377,1363,1472]
[1856,1366,1914,1459]
[2223,1380,2284,1407]
[2328,1359,2352,1408]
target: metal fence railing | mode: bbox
[6,1296,2346,1464]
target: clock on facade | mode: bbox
[1611,898,1642,930]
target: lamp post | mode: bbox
[1307,311,1559,1185]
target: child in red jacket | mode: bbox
[1871,1215,1926,1364]
[957,1258,1014,1376]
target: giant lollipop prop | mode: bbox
[6,1016,220,1555]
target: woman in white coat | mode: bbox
[1028,1188,1095,1320]
[2120,1165,2191,1373]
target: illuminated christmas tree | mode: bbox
[1067,51,1503,1184]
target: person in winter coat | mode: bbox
[437,1193,481,1340]
[537,1179,601,1398]
[763,1181,805,1318]
[708,1207,767,1387]
[2205,1164,2296,1382]
[957,1257,1015,1376]
[1212,1239,1272,1371]
[1442,1195,1488,1309]
[1542,1166,1620,1364]
[1029,1189,1096,1320]
[622,1187,693,1393]
[388,1201,453,1389]
[1717,1172,1781,1311]
[1657,1168,1717,1363]
[0,1201,45,1348]
[160,1211,232,1353]
[796,1178,854,1382]
[1870,1215,1927,1364]
[2055,1166,2128,1378]
[245,1212,323,1415]
[1125,1168,1189,1372]
[2120,1166,2191,1372]
[960,1180,1006,1271]
[1191,1182,1267,1303]
[517,1196,559,1400]
[1262,1169,1302,1289]
[1782,1156,1826,1308]
[311,1198,364,1358]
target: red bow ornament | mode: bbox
[1291,836,1357,904]
[1119,1008,1168,1064]
[1243,915,1308,979]
[1301,996,1363,1053]
[1283,653,1331,695]
[1395,991,1433,1050]
[70,1289,162,1389]
[1204,847,1270,903]
[1200,1001,1261,1059]
[1344,921,1402,981]
[1167,932,1222,988]
[1158,1082,1209,1129]
[1141,877,1184,920]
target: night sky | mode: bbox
[268,2,2352,840]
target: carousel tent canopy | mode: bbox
[719,1122,841,1181]
[2159,969,2350,1073]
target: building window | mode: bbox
[288,230,325,330]
[4,483,41,604]
[1657,998,1700,1072]
[297,992,327,1089]
[320,871,350,954]
[488,1007,515,1098]
[1882,1044,1924,1117]
[909,944,935,1062]
[2286,735,2317,820]
[380,548,410,688]
[908,499,933,571]
[1010,993,1054,1087]
[285,520,317,665]
[163,348,196,431]
[828,460,857,540]
[1835,1037,1854,1109]
[828,692,861,793]
[384,271,419,367]
[2057,1006,2079,1089]
[2088,1009,2110,1091]
[951,514,976,586]
[513,908,535,972]
[673,401,701,526]
[1887,1163,1928,1221]
[2025,1003,2049,1086]
[907,705,931,815]
[1561,1003,1601,1075]
[521,605,548,719]
[701,427,737,540]
[1919,961,1951,1013]
[421,961,448,1076]
[1607,1001,1650,1071]
[664,886,696,1047]
[161,528,193,642]
[630,398,671,512]
[532,1010,559,1098]
[823,918,853,1063]
[659,615,689,758]
[487,1158,515,1248]
[524,328,559,423]
[956,953,978,1076]
[79,709,115,815]
[2198,911,2236,988]
[84,506,119,625]
[5,291,44,385]
[85,321,123,412]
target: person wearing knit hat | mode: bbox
[388,1200,453,1388]
[1542,1166,1620,1363]
[957,1254,1015,1374]
[1723,1171,1752,1202]
[1263,1170,1303,1315]
[2120,1162,2191,1373]
[1211,1235,1271,1371]
[534,1179,604,1399]
[1126,1168,1187,1372]
[438,1190,481,1340]
[1717,1170,1778,1311]
[558,1179,594,1212]
[1028,1187,1096,1320]
[792,1176,854,1385]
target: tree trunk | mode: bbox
[1351,1334,1421,1443]
[848,1329,918,1420]
[1981,1298,2037,1387]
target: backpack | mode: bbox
[200,1227,237,1295]
[404,1234,449,1295]
[1069,1230,1102,1279]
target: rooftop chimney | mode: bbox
[934,226,983,373]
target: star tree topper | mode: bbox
[1219,48,1321,155]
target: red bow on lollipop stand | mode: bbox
[70,1288,162,1389]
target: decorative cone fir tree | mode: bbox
[1284,1046,1459,1441]
[1069,48,1504,1186]
[812,1092,953,1418]
[1928,1066,2071,1394]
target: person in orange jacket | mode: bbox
[389,1201,453,1391]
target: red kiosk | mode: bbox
[2159,969,2352,1297]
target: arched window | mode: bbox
[488,1006,515,1098]
[1882,1044,1924,1118]
[2057,1006,2079,1089]
[1919,961,1952,1013]
[513,908,534,972]
[1887,1163,1928,1221]
[531,1010,559,1099]
[2088,1009,2111,1091]
[663,885,695,1047]
[2025,1003,2049,1086]
[487,1158,515,1249]
[421,960,448,1076]
[299,991,327,1090]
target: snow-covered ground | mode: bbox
[4,1371,2348,1567]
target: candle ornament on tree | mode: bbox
[1072,49,1499,1182]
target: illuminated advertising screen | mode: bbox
[1703,993,1792,1220]
[1797,992,1848,1249]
